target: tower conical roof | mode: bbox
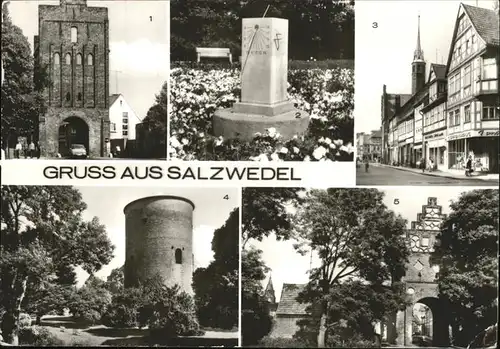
[413,15,425,62]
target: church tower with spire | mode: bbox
[412,15,426,94]
[263,274,278,316]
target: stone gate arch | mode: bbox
[58,116,89,156]
[388,197,451,347]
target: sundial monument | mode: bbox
[213,17,310,140]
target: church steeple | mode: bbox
[411,14,426,94]
[413,15,425,62]
[264,274,276,304]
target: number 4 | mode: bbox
[223,195,229,200]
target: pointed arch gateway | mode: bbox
[58,116,89,157]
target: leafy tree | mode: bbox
[0,186,114,345]
[431,189,499,347]
[292,189,409,347]
[105,265,125,295]
[242,187,304,248]
[170,0,354,61]
[68,275,112,324]
[192,208,239,329]
[22,282,73,325]
[241,247,273,346]
[1,1,49,148]
[140,82,167,158]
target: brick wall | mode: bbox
[124,196,195,295]
[270,315,308,338]
[37,0,109,157]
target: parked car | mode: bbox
[412,334,432,346]
[68,144,87,159]
[467,323,497,349]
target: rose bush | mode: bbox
[169,65,354,161]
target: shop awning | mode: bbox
[414,145,423,149]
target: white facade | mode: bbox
[109,94,141,141]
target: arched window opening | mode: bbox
[87,54,93,66]
[76,54,82,65]
[77,92,82,101]
[53,53,60,65]
[65,53,71,65]
[175,248,182,264]
[71,27,78,43]
[66,92,71,102]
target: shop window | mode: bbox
[175,248,182,264]
[53,53,60,65]
[464,105,471,123]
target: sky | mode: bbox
[74,186,239,287]
[7,0,169,120]
[354,0,497,134]
[253,187,481,301]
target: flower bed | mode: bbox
[169,65,354,161]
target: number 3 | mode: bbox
[372,22,378,28]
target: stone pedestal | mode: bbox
[213,17,310,140]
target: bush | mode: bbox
[73,309,101,325]
[169,65,354,161]
[19,313,32,328]
[258,336,312,348]
[19,326,64,346]
[241,308,273,346]
[103,275,204,340]
[101,288,143,328]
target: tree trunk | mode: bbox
[1,276,28,345]
[317,308,327,348]
[36,314,42,325]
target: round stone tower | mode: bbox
[123,195,195,294]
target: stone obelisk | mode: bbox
[213,17,310,140]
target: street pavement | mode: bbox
[357,163,498,186]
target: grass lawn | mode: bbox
[36,315,238,346]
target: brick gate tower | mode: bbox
[35,0,110,158]
[388,197,450,347]
[123,196,195,295]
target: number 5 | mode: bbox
[394,199,400,205]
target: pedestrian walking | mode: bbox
[28,141,35,158]
[420,157,426,173]
[14,141,22,159]
[36,142,41,159]
[364,157,369,173]
[465,155,474,177]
